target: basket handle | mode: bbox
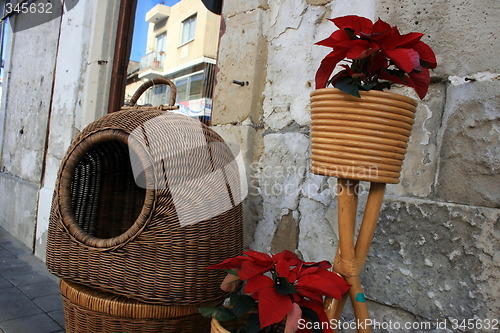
[128,78,177,107]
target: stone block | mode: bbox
[0,174,38,249]
[341,300,454,332]
[362,198,500,321]
[376,0,500,77]
[250,132,309,252]
[221,0,269,18]
[212,8,268,124]
[436,80,500,208]
[330,0,376,19]
[211,125,264,246]
[386,84,446,198]
[271,211,299,253]
[298,197,337,262]
[257,133,309,210]
[251,205,291,253]
[301,172,332,206]
[306,0,333,5]
[263,4,333,130]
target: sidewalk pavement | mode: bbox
[0,227,65,333]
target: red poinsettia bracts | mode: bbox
[208,250,350,332]
[315,15,437,99]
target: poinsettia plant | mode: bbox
[200,249,350,333]
[315,15,437,99]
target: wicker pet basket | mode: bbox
[310,88,417,184]
[47,79,243,305]
[61,279,212,333]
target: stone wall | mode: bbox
[212,0,499,329]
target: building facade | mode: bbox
[0,0,498,329]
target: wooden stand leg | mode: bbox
[356,183,386,259]
[325,181,386,333]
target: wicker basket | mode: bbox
[310,88,417,184]
[47,79,243,305]
[61,279,212,333]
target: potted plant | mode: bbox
[309,16,437,332]
[200,249,350,333]
[311,15,437,183]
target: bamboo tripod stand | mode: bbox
[324,178,386,333]
[310,88,419,332]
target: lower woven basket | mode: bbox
[60,279,212,333]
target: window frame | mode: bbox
[180,14,197,46]
[173,70,204,103]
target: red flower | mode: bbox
[245,275,294,328]
[208,249,303,280]
[207,250,350,332]
[315,15,437,99]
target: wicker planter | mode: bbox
[47,91,243,305]
[211,318,238,333]
[61,279,211,333]
[310,88,417,184]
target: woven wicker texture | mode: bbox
[47,107,243,305]
[310,88,417,184]
[61,279,211,332]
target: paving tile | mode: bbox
[47,309,65,328]
[0,288,43,321]
[0,277,12,290]
[0,250,19,261]
[33,294,64,313]
[4,272,54,287]
[0,262,35,278]
[17,281,60,300]
[0,313,62,333]
[0,232,13,245]
[0,228,64,332]
[1,243,31,257]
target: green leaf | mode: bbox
[275,277,297,295]
[231,294,257,318]
[300,307,322,333]
[335,76,361,98]
[246,313,261,333]
[344,28,358,40]
[360,82,378,91]
[199,307,237,322]
[226,269,239,276]
[385,69,408,82]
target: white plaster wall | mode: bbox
[0,0,120,255]
[34,0,120,259]
[0,3,61,247]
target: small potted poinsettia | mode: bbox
[200,250,350,333]
[310,15,437,184]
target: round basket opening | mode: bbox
[58,130,154,248]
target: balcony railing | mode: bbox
[140,51,165,72]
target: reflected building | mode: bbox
[134,0,220,120]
